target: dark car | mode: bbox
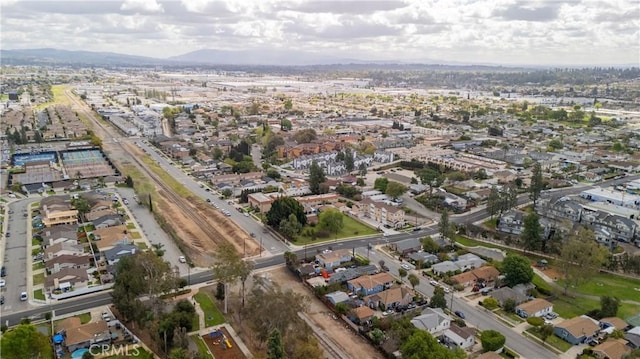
[454,311,465,319]
[1,266,5,277]
[0,295,4,305]
[206,198,211,203]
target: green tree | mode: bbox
[309,160,326,195]
[283,99,293,111]
[385,181,407,200]
[398,268,408,281]
[482,297,499,310]
[358,163,367,177]
[480,330,506,352]
[292,128,317,143]
[319,209,344,236]
[599,296,620,318]
[221,188,233,199]
[503,298,516,313]
[558,228,609,295]
[487,186,502,218]
[344,148,355,172]
[374,177,389,192]
[212,242,250,312]
[370,328,385,345]
[429,286,447,309]
[284,251,298,267]
[267,328,285,359]
[439,210,451,240]
[279,214,303,239]
[266,197,306,228]
[401,330,466,359]
[408,273,420,289]
[421,236,440,253]
[539,324,554,343]
[529,162,544,206]
[0,324,51,359]
[280,119,292,131]
[501,254,534,287]
[521,212,542,252]
[72,197,91,222]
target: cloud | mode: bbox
[495,2,559,22]
[120,0,163,13]
[278,0,408,14]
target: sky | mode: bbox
[1,0,639,66]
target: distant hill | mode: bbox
[0,48,169,66]
[167,48,370,66]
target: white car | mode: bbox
[401,264,411,270]
[178,256,186,263]
[0,279,5,287]
[429,280,438,286]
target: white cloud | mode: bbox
[120,0,163,13]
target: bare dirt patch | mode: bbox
[266,266,385,359]
[540,266,565,281]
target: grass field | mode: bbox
[35,84,71,110]
[129,231,142,239]
[193,292,225,327]
[33,289,45,300]
[557,272,640,303]
[126,222,137,229]
[294,215,378,245]
[191,335,214,359]
[33,273,45,285]
[32,261,45,271]
[551,293,640,320]
[525,327,573,352]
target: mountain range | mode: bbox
[1,48,391,67]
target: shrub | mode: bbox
[480,330,506,352]
[527,316,544,327]
[482,297,499,310]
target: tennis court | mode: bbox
[62,150,117,179]
[13,152,57,166]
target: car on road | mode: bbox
[443,287,451,293]
[206,198,211,203]
[401,264,411,270]
[0,279,5,287]
[0,295,4,305]
[20,292,28,301]
[244,212,249,217]
[5,232,9,237]
[1,266,5,277]
[454,311,465,319]
[178,256,186,263]
[429,280,438,286]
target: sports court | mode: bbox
[61,150,117,179]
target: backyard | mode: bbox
[294,215,377,245]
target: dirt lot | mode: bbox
[202,328,246,359]
[266,266,384,359]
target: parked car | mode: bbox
[429,280,438,286]
[0,295,4,305]
[102,312,111,321]
[401,264,411,270]
[1,266,6,277]
[178,256,186,263]
[20,292,28,301]
[454,311,465,319]
[0,279,5,287]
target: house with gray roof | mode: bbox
[325,291,350,306]
[92,214,122,229]
[490,287,529,306]
[389,238,422,256]
[408,252,439,265]
[411,308,451,336]
[103,243,137,265]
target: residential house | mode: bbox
[455,253,487,271]
[40,224,79,247]
[325,291,350,306]
[45,254,92,274]
[354,199,405,229]
[516,298,554,318]
[45,267,90,292]
[592,339,631,359]
[39,195,79,227]
[327,265,379,285]
[497,210,525,235]
[44,242,85,261]
[624,327,640,349]
[431,261,461,276]
[451,266,501,288]
[63,320,111,352]
[408,252,439,266]
[410,308,451,336]
[389,238,422,256]
[536,196,582,223]
[247,192,275,213]
[91,214,123,229]
[350,306,375,325]
[347,272,395,296]
[441,324,476,350]
[103,243,137,265]
[599,317,630,331]
[364,286,414,310]
[554,316,601,345]
[316,249,353,270]
[91,225,129,251]
[490,287,529,306]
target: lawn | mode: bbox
[33,289,45,300]
[557,272,640,303]
[33,273,45,285]
[532,274,554,294]
[126,222,137,229]
[141,156,193,198]
[191,335,214,359]
[294,215,377,245]
[525,327,573,352]
[32,261,45,271]
[136,242,148,249]
[34,84,72,110]
[128,231,142,239]
[193,292,225,327]
[78,312,92,324]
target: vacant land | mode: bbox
[295,215,378,245]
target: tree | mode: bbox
[292,128,317,143]
[283,251,298,267]
[599,296,620,318]
[72,197,91,222]
[370,328,385,345]
[279,214,302,239]
[385,181,407,200]
[212,243,246,313]
[309,160,326,195]
[374,177,389,192]
[439,210,451,240]
[487,186,502,218]
[539,324,554,343]
[318,209,344,236]
[245,285,309,343]
[558,228,609,295]
[221,189,233,199]
[408,274,420,289]
[521,212,542,252]
[0,324,51,359]
[529,162,544,206]
[398,268,408,281]
[215,282,225,301]
[501,254,534,287]
[344,148,355,172]
[421,236,440,253]
[429,286,447,309]
[280,119,292,131]
[503,298,516,313]
[480,330,506,352]
[267,328,285,359]
[401,330,466,359]
[358,163,367,177]
[125,175,134,188]
[266,197,306,228]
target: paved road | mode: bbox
[2,198,38,311]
